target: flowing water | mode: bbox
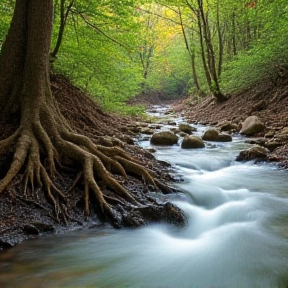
[1,106,288,288]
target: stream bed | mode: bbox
[1,106,288,288]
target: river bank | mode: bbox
[172,75,288,168]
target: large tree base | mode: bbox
[0,75,185,249]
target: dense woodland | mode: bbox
[1,0,287,112]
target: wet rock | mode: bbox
[122,203,186,227]
[217,133,232,142]
[240,116,265,136]
[245,138,266,146]
[148,124,162,130]
[202,128,232,142]
[217,121,239,132]
[157,160,171,167]
[145,147,157,153]
[167,120,177,126]
[202,128,219,141]
[236,145,269,161]
[22,224,39,235]
[150,131,178,146]
[0,239,13,250]
[178,123,196,134]
[265,141,282,152]
[181,136,205,149]
[140,127,154,135]
[178,132,188,138]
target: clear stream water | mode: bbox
[1,106,288,288]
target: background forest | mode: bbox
[1,0,288,113]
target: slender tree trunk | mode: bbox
[51,0,74,61]
[196,0,226,102]
[232,10,237,56]
[178,7,200,92]
[216,0,223,77]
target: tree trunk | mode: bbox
[178,7,200,92]
[0,0,162,225]
[196,0,226,103]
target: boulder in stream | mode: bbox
[236,145,269,161]
[181,135,205,149]
[202,128,232,142]
[178,123,196,134]
[150,131,178,146]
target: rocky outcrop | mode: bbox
[181,135,205,149]
[240,116,265,136]
[150,131,178,146]
[236,145,269,161]
[202,128,232,142]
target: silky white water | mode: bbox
[1,106,288,288]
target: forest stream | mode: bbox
[1,106,288,288]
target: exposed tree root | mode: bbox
[0,115,166,225]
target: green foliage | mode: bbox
[51,0,145,114]
[0,1,13,48]
[145,38,192,98]
[221,0,288,93]
[2,0,288,109]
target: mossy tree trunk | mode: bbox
[0,0,157,225]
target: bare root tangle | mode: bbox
[0,113,161,224]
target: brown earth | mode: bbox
[0,75,185,250]
[171,75,288,168]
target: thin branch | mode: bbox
[71,9,129,51]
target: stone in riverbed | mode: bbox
[236,145,269,161]
[202,128,219,141]
[178,123,196,134]
[150,131,178,146]
[217,133,232,142]
[240,116,265,136]
[181,135,205,149]
[202,128,232,142]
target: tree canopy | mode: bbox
[2,0,287,106]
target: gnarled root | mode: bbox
[0,118,167,226]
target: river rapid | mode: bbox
[1,106,288,288]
